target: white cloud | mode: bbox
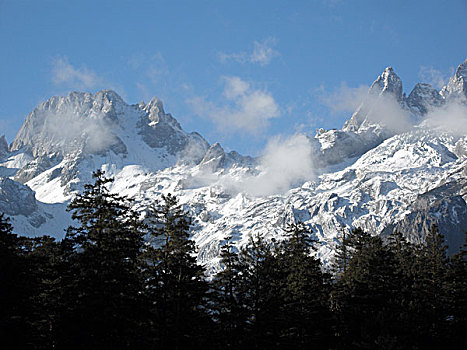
[321,82,370,114]
[188,76,280,134]
[363,94,413,133]
[250,38,278,66]
[197,134,315,196]
[129,52,175,103]
[241,134,315,195]
[321,82,413,133]
[41,106,118,154]
[419,66,451,89]
[188,134,315,196]
[219,38,279,66]
[223,76,250,98]
[52,57,101,90]
[423,101,467,136]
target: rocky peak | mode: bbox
[0,135,9,158]
[10,90,129,157]
[141,97,182,131]
[200,143,226,166]
[454,58,467,80]
[0,178,38,216]
[440,58,467,101]
[369,66,403,101]
[143,97,165,115]
[343,67,404,132]
[407,83,444,115]
[198,142,255,171]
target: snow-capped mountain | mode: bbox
[1,59,466,271]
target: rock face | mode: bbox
[199,143,255,172]
[343,67,403,132]
[0,178,37,216]
[370,67,403,101]
[407,83,444,115]
[0,58,466,270]
[137,97,209,161]
[11,90,125,157]
[441,58,467,101]
[0,135,9,159]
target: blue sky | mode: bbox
[1,0,466,156]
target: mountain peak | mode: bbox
[140,97,182,131]
[454,58,467,78]
[0,135,8,158]
[406,83,444,115]
[369,66,403,101]
[144,97,165,114]
[93,89,124,104]
[343,67,404,132]
[440,58,467,101]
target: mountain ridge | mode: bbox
[1,58,466,270]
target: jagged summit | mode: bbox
[441,58,467,101]
[140,96,184,132]
[0,135,8,158]
[342,59,467,132]
[369,66,403,101]
[0,59,466,271]
[10,90,129,156]
[343,66,404,132]
[407,83,444,115]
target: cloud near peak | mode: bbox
[52,57,101,90]
[188,76,280,135]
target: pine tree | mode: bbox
[278,222,332,349]
[332,225,351,277]
[0,213,32,349]
[57,170,147,350]
[445,232,467,349]
[331,228,402,349]
[385,231,419,347]
[210,235,247,349]
[233,233,283,349]
[21,235,62,349]
[144,193,210,350]
[411,224,449,348]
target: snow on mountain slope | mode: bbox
[0,59,466,270]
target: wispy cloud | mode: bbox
[188,76,280,134]
[419,66,452,90]
[190,133,315,196]
[52,57,102,90]
[250,38,279,66]
[320,82,413,133]
[320,82,370,114]
[219,38,279,66]
[128,52,172,102]
[37,106,118,154]
[423,101,467,136]
[234,134,315,196]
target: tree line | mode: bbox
[0,170,466,349]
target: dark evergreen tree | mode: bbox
[332,225,351,277]
[0,213,33,349]
[278,222,333,349]
[20,235,63,349]
[233,233,283,349]
[210,235,248,349]
[411,224,450,348]
[144,193,210,350]
[331,228,405,349]
[445,232,467,349]
[384,231,420,348]
[57,170,147,350]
